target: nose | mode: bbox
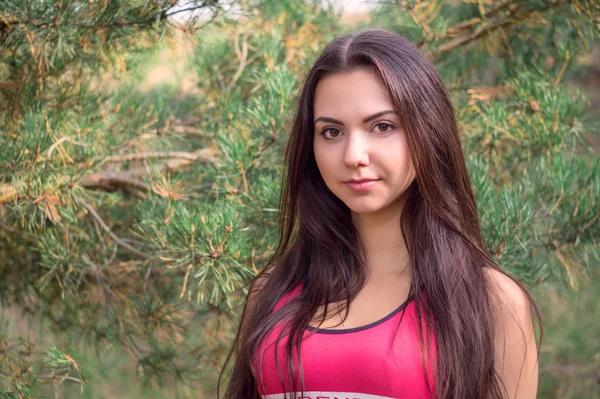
[343,131,369,168]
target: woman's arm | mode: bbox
[485,268,539,399]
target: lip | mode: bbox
[344,178,381,191]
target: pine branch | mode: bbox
[1,2,211,30]
[394,0,558,57]
[35,374,84,384]
[165,3,211,19]
[80,148,216,194]
[433,3,551,56]
[98,151,206,164]
[46,137,89,159]
[78,170,151,193]
[446,0,514,34]
[0,148,216,203]
[80,201,151,259]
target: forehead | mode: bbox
[313,69,394,121]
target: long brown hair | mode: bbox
[218,28,541,399]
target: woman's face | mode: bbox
[312,68,416,216]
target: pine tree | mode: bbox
[0,0,598,397]
[0,0,238,397]
[367,0,599,287]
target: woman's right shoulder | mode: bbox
[240,270,274,335]
[246,269,274,309]
[247,270,304,315]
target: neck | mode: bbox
[351,195,411,283]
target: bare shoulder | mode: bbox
[483,267,531,318]
[484,267,539,398]
[240,269,273,335]
[247,269,273,304]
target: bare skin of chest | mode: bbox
[308,279,411,330]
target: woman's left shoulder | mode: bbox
[483,267,539,398]
[483,267,531,317]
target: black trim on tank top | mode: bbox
[305,295,415,334]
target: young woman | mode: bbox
[218,28,541,399]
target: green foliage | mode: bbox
[0,315,84,398]
[535,272,600,398]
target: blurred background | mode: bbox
[1,0,598,398]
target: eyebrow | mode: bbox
[314,110,397,126]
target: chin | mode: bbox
[342,199,387,215]
[340,192,406,217]
[349,207,383,215]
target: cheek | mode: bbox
[401,141,416,181]
[313,144,332,178]
[383,138,415,180]
[315,156,333,182]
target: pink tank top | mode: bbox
[251,283,437,399]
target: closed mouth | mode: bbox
[345,179,380,183]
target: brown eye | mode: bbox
[323,128,342,139]
[375,122,394,133]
